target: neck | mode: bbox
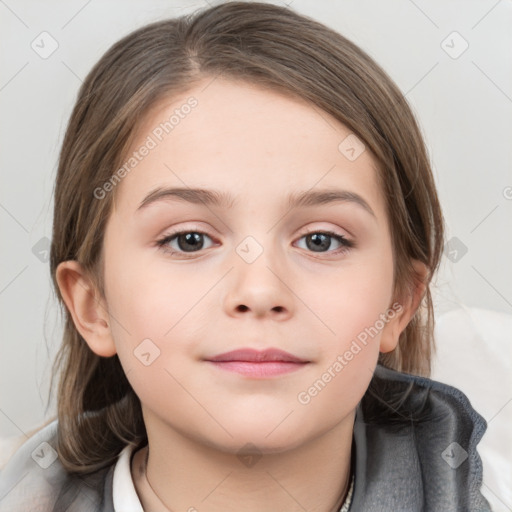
[132,410,355,512]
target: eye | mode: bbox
[156,228,354,258]
[156,229,216,257]
[294,230,354,256]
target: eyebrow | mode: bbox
[136,186,376,218]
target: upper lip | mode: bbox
[206,348,308,363]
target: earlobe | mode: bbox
[55,260,117,357]
[379,260,429,353]
[379,307,406,354]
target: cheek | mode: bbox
[294,262,393,428]
[104,249,209,342]
[102,252,215,400]
[311,248,395,351]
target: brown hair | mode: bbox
[48,0,444,474]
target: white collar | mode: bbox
[112,444,143,512]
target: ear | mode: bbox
[379,260,429,353]
[55,260,117,357]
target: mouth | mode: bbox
[204,348,310,378]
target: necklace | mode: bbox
[140,446,172,511]
[139,445,354,512]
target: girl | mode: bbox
[0,2,491,511]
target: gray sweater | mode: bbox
[0,365,492,511]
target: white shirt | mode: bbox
[113,444,144,512]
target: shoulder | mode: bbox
[363,364,488,429]
[0,420,116,512]
[349,365,492,512]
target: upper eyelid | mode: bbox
[159,225,351,238]
[158,226,352,246]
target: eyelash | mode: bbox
[156,226,354,259]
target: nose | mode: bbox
[222,240,294,320]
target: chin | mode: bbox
[215,432,308,458]
[199,415,317,456]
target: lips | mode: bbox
[205,348,309,378]
[206,348,308,363]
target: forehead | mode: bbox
[111,77,386,221]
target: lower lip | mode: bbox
[207,361,308,377]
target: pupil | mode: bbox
[309,233,329,252]
[180,233,203,251]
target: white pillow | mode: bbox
[432,306,512,512]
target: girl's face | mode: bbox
[92,78,409,453]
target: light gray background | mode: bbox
[1,0,511,506]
